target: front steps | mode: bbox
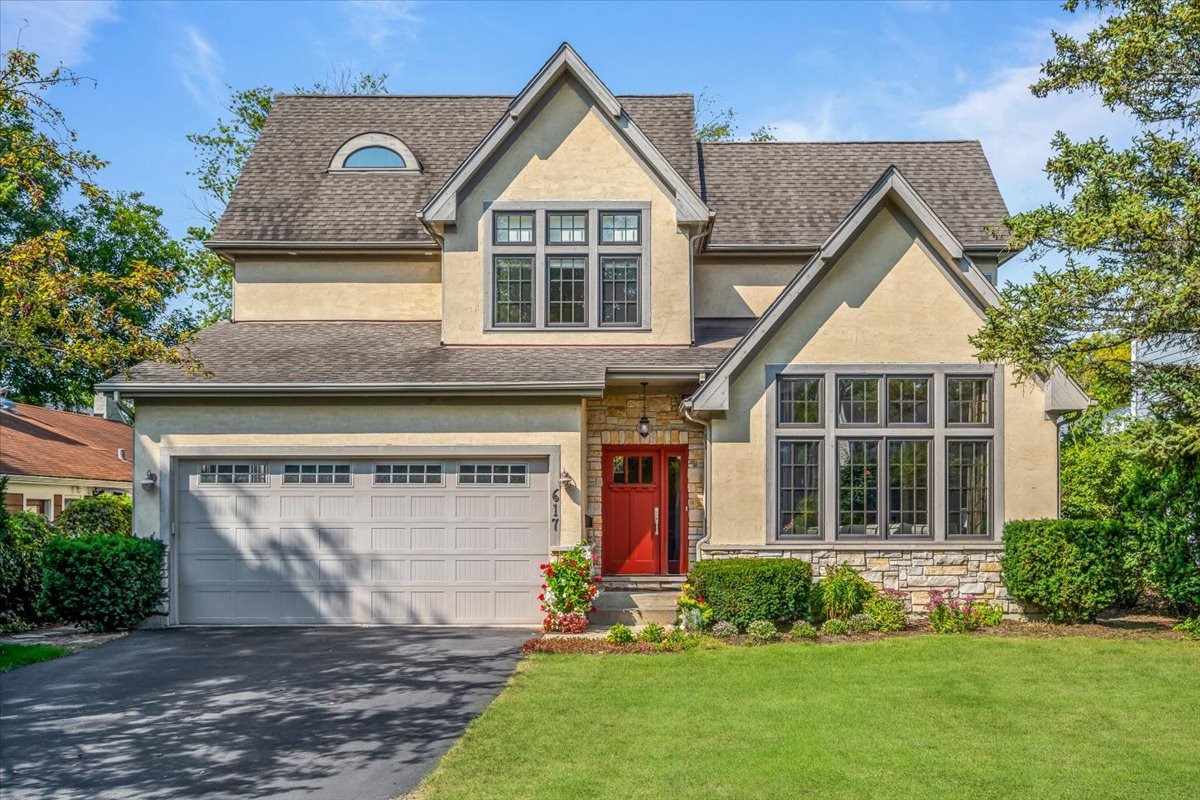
[592,578,684,626]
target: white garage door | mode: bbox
[175,458,547,625]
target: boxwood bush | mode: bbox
[38,535,166,632]
[1000,519,1128,623]
[54,494,132,538]
[688,558,812,629]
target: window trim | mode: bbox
[373,463,445,487]
[776,437,823,540]
[458,462,530,487]
[545,253,589,328]
[198,463,267,485]
[598,254,642,328]
[282,463,352,485]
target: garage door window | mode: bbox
[283,464,351,484]
[199,463,266,484]
[459,464,528,486]
[374,463,443,485]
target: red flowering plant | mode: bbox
[539,543,602,633]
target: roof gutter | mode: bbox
[206,240,439,255]
[93,380,607,399]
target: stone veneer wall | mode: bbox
[585,388,705,570]
[703,547,1020,617]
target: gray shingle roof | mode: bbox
[212,94,700,245]
[114,322,730,387]
[698,140,1009,248]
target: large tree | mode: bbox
[1,49,194,407]
[186,70,390,323]
[970,0,1200,454]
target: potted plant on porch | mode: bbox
[539,544,602,633]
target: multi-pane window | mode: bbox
[493,256,534,326]
[494,212,534,244]
[547,212,587,244]
[947,377,991,425]
[778,440,821,536]
[547,256,587,325]
[887,377,930,424]
[283,464,351,484]
[779,377,822,425]
[948,440,990,536]
[600,212,640,243]
[838,440,880,535]
[199,463,266,484]
[600,257,640,325]
[838,377,880,425]
[888,440,930,535]
[459,463,528,486]
[612,455,655,484]
[374,464,442,485]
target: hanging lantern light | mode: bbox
[637,381,651,439]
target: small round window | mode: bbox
[342,146,406,169]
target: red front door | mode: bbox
[602,448,663,574]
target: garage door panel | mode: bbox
[370,495,409,519]
[370,527,407,549]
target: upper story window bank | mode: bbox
[485,202,650,331]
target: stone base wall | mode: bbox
[585,388,705,570]
[702,547,1023,617]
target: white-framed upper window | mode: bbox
[459,463,529,486]
[199,463,266,485]
[374,463,443,485]
[283,464,351,484]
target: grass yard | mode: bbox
[417,636,1199,800]
[0,642,69,672]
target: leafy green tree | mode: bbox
[970,0,1199,455]
[695,89,777,142]
[1,48,194,407]
[186,70,390,323]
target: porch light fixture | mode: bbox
[637,382,651,439]
[140,469,158,492]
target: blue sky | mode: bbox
[1,0,1134,286]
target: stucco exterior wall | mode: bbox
[232,254,442,321]
[440,77,693,345]
[706,205,1059,547]
[693,256,805,318]
[131,397,586,546]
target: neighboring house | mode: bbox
[1130,337,1198,418]
[0,400,133,520]
[98,44,1088,626]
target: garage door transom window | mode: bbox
[199,463,266,484]
[282,464,351,484]
[459,463,528,486]
[374,463,443,485]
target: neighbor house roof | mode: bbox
[100,322,732,395]
[697,140,1010,249]
[211,93,701,247]
[0,403,133,483]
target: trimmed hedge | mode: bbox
[0,512,59,631]
[38,535,166,632]
[1000,519,1128,623]
[54,494,132,538]
[688,558,812,629]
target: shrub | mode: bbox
[539,544,602,631]
[746,619,778,643]
[53,494,132,538]
[676,582,714,631]
[37,535,166,632]
[638,622,667,643]
[541,611,589,634]
[688,558,812,629]
[790,620,817,640]
[605,622,636,645]
[709,620,738,639]
[1129,453,1200,617]
[1175,617,1200,640]
[863,589,908,632]
[846,613,877,634]
[821,618,849,635]
[811,565,876,622]
[0,511,59,631]
[662,628,700,651]
[1001,519,1128,623]
[926,589,1004,634]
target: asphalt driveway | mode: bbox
[0,627,530,800]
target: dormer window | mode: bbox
[329,133,420,173]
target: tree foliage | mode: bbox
[1,48,194,407]
[694,89,777,142]
[970,0,1200,454]
[185,70,390,323]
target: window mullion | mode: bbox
[588,210,599,328]
[534,212,546,329]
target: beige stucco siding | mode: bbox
[233,254,442,321]
[440,77,693,345]
[707,206,1058,545]
[132,398,586,546]
[694,257,804,318]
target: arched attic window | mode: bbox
[329,132,420,173]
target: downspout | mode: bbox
[680,399,712,561]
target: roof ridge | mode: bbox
[276,92,693,100]
[702,139,982,146]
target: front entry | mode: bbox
[601,445,687,575]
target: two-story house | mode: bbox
[100,44,1088,626]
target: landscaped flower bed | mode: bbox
[538,543,602,633]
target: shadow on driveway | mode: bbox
[0,627,530,800]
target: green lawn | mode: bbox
[0,642,69,672]
[418,637,1199,800]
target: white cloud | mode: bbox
[0,0,117,67]
[348,0,421,50]
[175,25,223,111]
[768,98,868,142]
